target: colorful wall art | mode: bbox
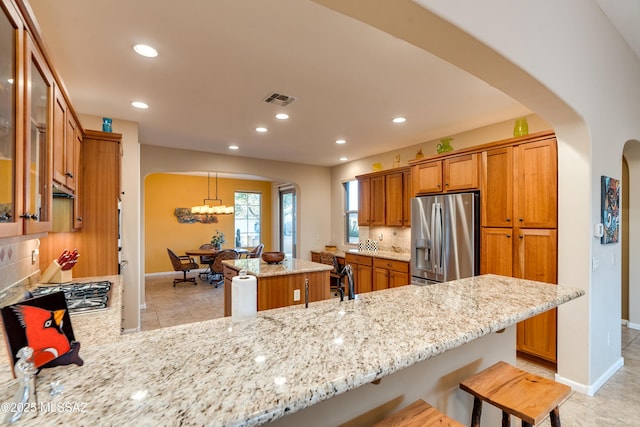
[601,175,620,244]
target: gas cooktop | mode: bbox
[29,281,112,314]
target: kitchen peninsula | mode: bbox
[0,275,583,426]
[222,258,333,315]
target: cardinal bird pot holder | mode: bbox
[1,291,83,376]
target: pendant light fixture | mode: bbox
[191,172,234,216]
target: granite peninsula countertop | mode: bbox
[222,257,333,277]
[0,275,584,426]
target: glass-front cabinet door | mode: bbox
[23,33,52,234]
[0,0,22,238]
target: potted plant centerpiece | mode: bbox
[211,230,225,250]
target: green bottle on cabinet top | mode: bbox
[513,117,529,137]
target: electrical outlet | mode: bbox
[592,256,600,271]
[378,233,383,241]
[31,249,39,265]
[293,289,300,301]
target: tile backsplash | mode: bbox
[362,226,411,253]
[0,238,40,294]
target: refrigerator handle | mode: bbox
[435,202,443,274]
[428,202,436,268]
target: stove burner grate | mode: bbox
[29,281,112,313]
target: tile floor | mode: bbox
[141,274,640,425]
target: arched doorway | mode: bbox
[623,140,640,329]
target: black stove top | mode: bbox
[29,281,112,314]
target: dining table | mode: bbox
[185,248,249,283]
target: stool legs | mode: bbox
[549,407,561,427]
[502,411,510,427]
[471,397,482,427]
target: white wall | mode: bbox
[625,141,640,328]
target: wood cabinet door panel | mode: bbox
[357,177,371,226]
[370,175,385,226]
[482,147,513,227]
[389,271,410,288]
[412,161,442,194]
[517,309,557,362]
[480,228,513,276]
[257,271,329,311]
[373,267,388,291]
[52,91,66,185]
[402,169,412,226]
[444,153,479,191]
[514,228,557,283]
[514,140,557,228]
[385,172,403,226]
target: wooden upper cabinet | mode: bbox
[481,147,513,227]
[444,153,479,191]
[412,161,442,194]
[357,177,371,226]
[52,90,66,186]
[402,169,411,227]
[514,139,557,228]
[23,32,53,234]
[412,154,478,195]
[370,175,385,226]
[385,172,403,227]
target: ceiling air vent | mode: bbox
[264,92,296,107]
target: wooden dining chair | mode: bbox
[198,243,215,280]
[209,249,239,287]
[167,248,199,287]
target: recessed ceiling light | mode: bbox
[133,44,158,58]
[275,113,289,120]
[229,145,239,150]
[393,117,406,123]
[256,127,268,133]
[339,157,348,161]
[131,101,149,109]
[336,139,346,145]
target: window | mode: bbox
[344,180,359,244]
[234,192,261,248]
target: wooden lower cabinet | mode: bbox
[224,266,329,316]
[345,253,372,294]
[373,258,410,290]
[481,227,558,365]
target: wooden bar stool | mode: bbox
[459,361,571,427]
[374,399,465,427]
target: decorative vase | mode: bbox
[513,117,529,137]
[415,149,424,160]
[436,138,453,154]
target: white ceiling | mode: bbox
[27,1,638,168]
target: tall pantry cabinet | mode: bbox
[480,135,558,366]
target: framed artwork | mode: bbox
[1,291,83,376]
[601,175,620,244]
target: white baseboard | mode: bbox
[144,269,207,278]
[556,356,624,396]
[621,319,628,326]
[139,302,147,310]
[627,321,640,330]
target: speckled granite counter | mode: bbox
[223,257,333,277]
[313,248,411,262]
[0,275,583,426]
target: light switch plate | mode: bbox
[592,256,600,271]
[594,223,604,238]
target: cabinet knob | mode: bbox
[445,183,449,187]
[506,218,511,222]
[519,218,524,222]
[519,235,524,239]
[65,172,74,178]
[76,217,83,222]
[506,234,511,238]
[437,184,441,188]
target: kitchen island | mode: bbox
[0,275,583,426]
[222,257,333,315]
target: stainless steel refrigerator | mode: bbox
[411,192,479,285]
